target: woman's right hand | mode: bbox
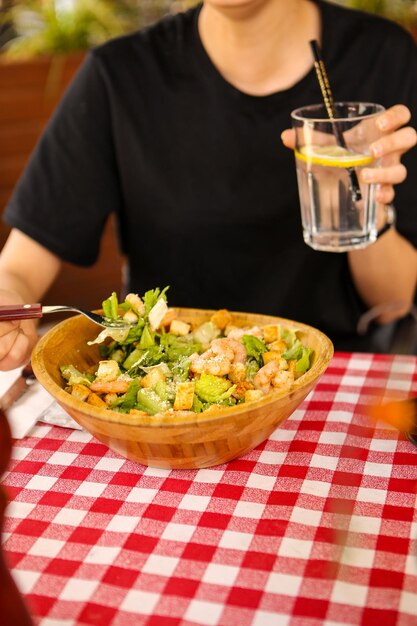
[0,230,63,371]
[0,291,39,371]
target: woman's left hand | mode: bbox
[281,104,417,204]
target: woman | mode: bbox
[0,0,416,369]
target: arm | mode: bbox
[0,229,62,370]
[348,105,417,323]
[0,53,121,371]
[348,227,417,324]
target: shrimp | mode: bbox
[89,379,131,394]
[210,338,247,364]
[189,350,231,377]
[254,360,294,394]
[272,370,294,391]
[253,360,280,394]
[229,362,246,383]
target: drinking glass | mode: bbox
[291,102,385,252]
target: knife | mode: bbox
[0,364,36,411]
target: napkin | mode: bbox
[0,367,82,439]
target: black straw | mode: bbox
[309,39,362,202]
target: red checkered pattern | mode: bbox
[2,352,417,626]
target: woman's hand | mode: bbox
[0,290,39,371]
[0,230,62,371]
[360,105,416,204]
[281,104,417,204]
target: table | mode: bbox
[2,352,417,626]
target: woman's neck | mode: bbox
[198,0,321,95]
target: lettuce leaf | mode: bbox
[102,291,119,321]
[242,335,266,360]
[280,327,299,349]
[160,332,202,362]
[136,388,171,415]
[87,327,130,346]
[281,339,303,361]
[143,286,169,315]
[138,324,155,349]
[111,379,140,412]
[60,365,93,386]
[296,347,312,374]
[120,320,146,344]
[195,374,234,403]
[242,335,266,374]
[245,359,260,381]
[281,340,312,375]
[192,321,220,346]
[123,347,146,371]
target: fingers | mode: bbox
[370,126,417,160]
[0,330,30,370]
[376,104,411,132]
[362,108,416,199]
[281,128,295,150]
[0,319,20,336]
[361,162,406,204]
[362,163,407,185]
[0,320,38,371]
[375,184,395,206]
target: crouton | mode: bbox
[87,392,108,408]
[288,359,300,378]
[244,389,264,403]
[170,319,191,336]
[202,404,223,415]
[96,359,120,382]
[262,352,289,370]
[231,380,254,400]
[140,367,166,389]
[228,362,246,383]
[268,339,287,352]
[263,324,280,343]
[211,309,233,330]
[262,350,283,365]
[71,383,90,402]
[104,393,118,406]
[173,381,195,410]
[129,409,149,417]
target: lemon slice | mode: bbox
[295,145,374,168]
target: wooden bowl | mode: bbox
[31,308,333,469]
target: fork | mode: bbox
[0,303,134,329]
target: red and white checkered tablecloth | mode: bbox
[2,352,417,626]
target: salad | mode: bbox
[61,287,313,417]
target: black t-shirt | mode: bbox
[4,0,417,351]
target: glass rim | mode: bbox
[291,101,385,123]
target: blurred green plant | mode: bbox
[331,0,417,32]
[0,0,173,58]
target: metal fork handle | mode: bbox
[41,305,79,316]
[42,305,105,325]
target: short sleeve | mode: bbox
[3,51,122,266]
